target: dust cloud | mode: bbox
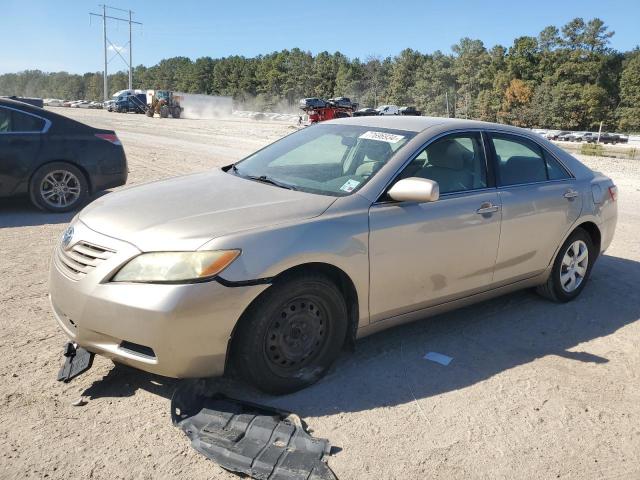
[176,93,233,119]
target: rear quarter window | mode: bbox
[11,109,45,132]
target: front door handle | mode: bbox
[476,202,500,215]
[563,189,579,199]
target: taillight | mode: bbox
[608,185,618,201]
[95,133,121,146]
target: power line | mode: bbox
[89,5,142,101]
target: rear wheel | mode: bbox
[232,273,348,394]
[172,107,181,118]
[160,105,169,118]
[29,162,89,212]
[537,228,595,302]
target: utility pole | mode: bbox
[597,120,603,144]
[128,9,133,90]
[445,91,450,118]
[102,5,107,102]
[90,5,142,101]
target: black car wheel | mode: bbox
[232,272,348,394]
[29,162,89,213]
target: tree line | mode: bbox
[1,17,639,132]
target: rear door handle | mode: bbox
[563,189,579,199]
[476,202,500,214]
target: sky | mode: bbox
[2,0,639,74]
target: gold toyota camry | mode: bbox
[50,116,618,393]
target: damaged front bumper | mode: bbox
[49,221,269,379]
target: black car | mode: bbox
[353,107,378,117]
[399,106,422,116]
[0,98,127,212]
[586,132,622,144]
[299,98,327,109]
[327,97,356,109]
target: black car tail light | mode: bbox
[95,133,122,146]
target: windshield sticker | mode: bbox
[340,179,361,193]
[359,131,405,144]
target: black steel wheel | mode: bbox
[264,296,329,374]
[232,272,348,394]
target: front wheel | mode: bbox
[537,228,595,302]
[232,273,348,394]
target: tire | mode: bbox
[145,109,154,117]
[29,162,89,213]
[232,272,348,394]
[172,107,181,119]
[160,105,169,118]
[537,228,595,302]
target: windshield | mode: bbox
[231,124,415,196]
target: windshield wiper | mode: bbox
[231,164,297,191]
[245,174,298,191]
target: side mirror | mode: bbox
[387,177,439,203]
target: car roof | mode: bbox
[0,97,48,114]
[0,97,107,134]
[327,115,537,135]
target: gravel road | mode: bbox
[1,108,639,479]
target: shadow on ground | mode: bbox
[80,254,640,415]
[0,197,74,228]
[0,191,111,228]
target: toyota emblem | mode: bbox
[61,226,74,249]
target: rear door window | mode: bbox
[544,151,571,180]
[490,134,547,186]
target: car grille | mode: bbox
[56,241,115,280]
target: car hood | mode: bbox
[79,169,336,251]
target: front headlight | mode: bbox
[112,250,240,283]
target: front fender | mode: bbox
[200,199,371,326]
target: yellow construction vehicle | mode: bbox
[145,90,183,118]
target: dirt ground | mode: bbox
[1,108,639,480]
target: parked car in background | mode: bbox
[558,132,580,141]
[71,101,91,109]
[0,98,127,212]
[299,98,327,109]
[353,107,378,117]
[88,101,103,109]
[328,97,356,109]
[546,130,570,140]
[585,133,624,145]
[46,99,65,107]
[376,104,400,115]
[399,106,422,116]
[49,116,617,394]
[103,100,116,111]
[567,132,592,142]
[115,93,147,113]
[62,101,73,107]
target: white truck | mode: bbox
[376,104,400,115]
